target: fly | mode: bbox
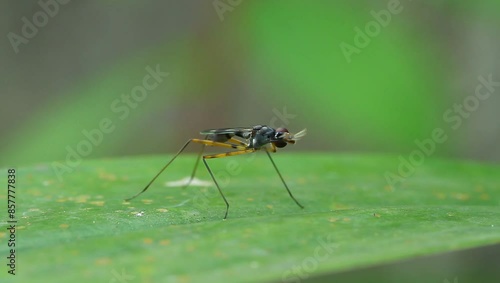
[125,125,307,219]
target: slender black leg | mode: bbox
[125,139,195,201]
[183,135,247,189]
[182,143,206,189]
[201,149,256,219]
[265,150,304,209]
[125,138,247,202]
[202,157,230,219]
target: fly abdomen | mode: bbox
[208,133,232,143]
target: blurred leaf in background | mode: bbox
[241,0,445,154]
[1,0,499,168]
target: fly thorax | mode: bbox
[251,126,275,148]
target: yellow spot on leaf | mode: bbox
[160,239,171,246]
[75,195,91,203]
[480,193,490,200]
[214,250,227,259]
[28,189,42,196]
[143,238,153,244]
[60,224,69,229]
[186,245,196,252]
[90,201,105,206]
[95,257,111,265]
[334,203,349,210]
[156,208,169,213]
[141,199,153,204]
[98,171,117,181]
[453,193,470,201]
[434,192,446,199]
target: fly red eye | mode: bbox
[276,127,289,134]
[275,127,289,139]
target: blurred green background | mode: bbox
[1,1,499,165]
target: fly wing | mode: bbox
[200,127,253,139]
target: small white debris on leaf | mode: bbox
[165,177,212,187]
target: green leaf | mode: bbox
[3,154,499,282]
